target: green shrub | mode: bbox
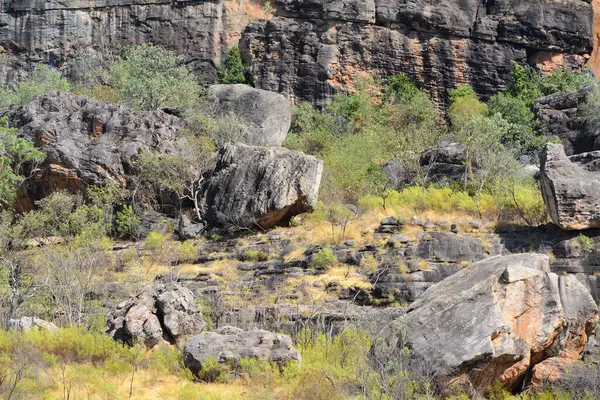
[197,356,229,382]
[115,205,141,239]
[578,234,596,253]
[312,247,337,269]
[0,117,45,209]
[242,249,269,262]
[108,43,202,110]
[385,73,422,102]
[217,46,247,85]
[0,65,72,107]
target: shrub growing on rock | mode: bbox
[108,44,202,110]
[0,65,71,108]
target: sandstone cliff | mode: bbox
[241,0,594,106]
[0,0,269,85]
[0,0,597,106]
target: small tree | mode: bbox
[40,231,112,326]
[109,44,202,110]
[217,46,247,84]
[137,134,214,221]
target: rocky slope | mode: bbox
[1,0,597,106]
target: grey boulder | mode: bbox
[176,215,205,240]
[4,92,182,211]
[8,316,58,332]
[540,143,600,230]
[106,283,205,348]
[203,143,323,230]
[395,253,598,391]
[206,84,292,147]
[183,326,301,378]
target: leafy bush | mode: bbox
[487,92,543,152]
[0,117,45,209]
[0,65,71,107]
[115,205,141,239]
[108,44,202,110]
[217,46,247,85]
[577,234,596,253]
[197,356,229,382]
[312,247,337,269]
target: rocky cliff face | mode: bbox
[0,0,596,105]
[241,0,594,106]
[0,0,269,86]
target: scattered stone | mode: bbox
[386,234,410,248]
[183,328,301,378]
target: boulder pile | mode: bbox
[106,283,205,348]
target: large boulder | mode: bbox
[533,85,600,156]
[3,92,182,211]
[202,143,323,230]
[106,283,205,348]
[206,84,292,147]
[540,143,600,230]
[395,253,598,392]
[183,326,301,378]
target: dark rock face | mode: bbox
[0,0,268,86]
[534,85,600,156]
[395,253,598,391]
[177,215,205,241]
[240,0,593,106]
[3,92,182,211]
[206,84,292,147]
[540,143,600,230]
[203,143,323,230]
[106,283,205,348]
[183,326,301,378]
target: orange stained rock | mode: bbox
[592,0,600,77]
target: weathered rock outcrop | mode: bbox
[183,326,301,378]
[106,283,205,348]
[0,0,270,86]
[534,85,600,156]
[540,143,600,230]
[3,92,182,211]
[395,253,598,392]
[206,84,292,147]
[241,0,594,106]
[203,143,323,230]
[8,316,58,332]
